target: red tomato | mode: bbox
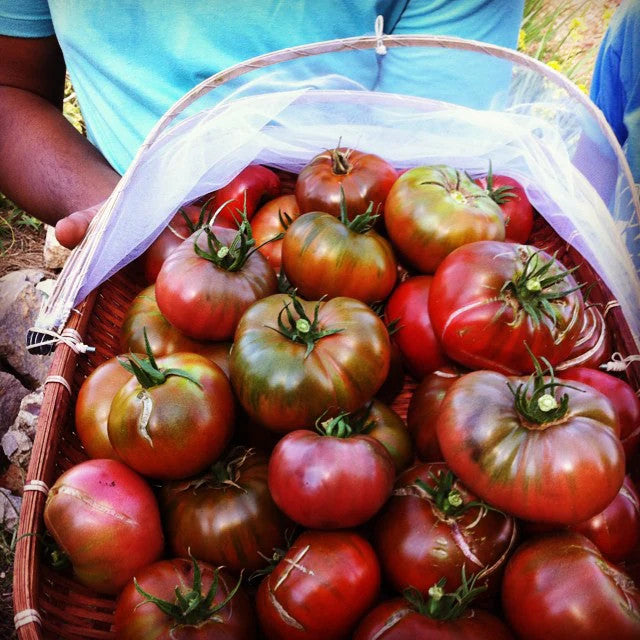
[160,448,289,572]
[43,459,164,594]
[251,194,300,272]
[212,165,281,228]
[268,423,395,528]
[502,532,640,640]
[155,225,277,341]
[374,462,516,596]
[430,241,584,374]
[556,304,612,370]
[114,558,255,639]
[385,276,448,380]
[375,341,405,404]
[295,147,397,219]
[75,356,130,460]
[475,172,534,243]
[108,353,235,480]
[230,294,390,432]
[559,366,640,461]
[384,165,504,273]
[255,530,380,640]
[437,369,624,523]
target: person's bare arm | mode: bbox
[0,35,120,247]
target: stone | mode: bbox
[0,372,29,442]
[43,224,71,270]
[0,269,52,387]
[1,388,43,472]
[0,488,21,533]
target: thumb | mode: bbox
[55,203,102,249]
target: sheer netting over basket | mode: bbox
[37,34,640,350]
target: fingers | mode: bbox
[54,207,97,249]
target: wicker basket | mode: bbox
[13,34,640,639]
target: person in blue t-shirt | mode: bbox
[0,1,524,248]
[590,0,640,185]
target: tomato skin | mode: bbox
[429,241,584,374]
[44,459,164,595]
[559,366,640,461]
[364,399,414,472]
[282,212,397,303]
[255,530,380,640]
[230,295,390,432]
[437,370,624,524]
[374,462,516,596]
[268,429,395,528]
[502,532,640,640]
[384,276,448,380]
[556,304,612,370]
[251,194,301,272]
[75,357,130,460]
[354,598,514,640]
[295,147,397,219]
[475,174,534,243]
[384,166,504,273]
[160,450,289,572]
[155,228,277,341]
[212,165,281,228]
[108,353,235,480]
[114,559,255,640]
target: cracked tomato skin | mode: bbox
[437,370,624,524]
[255,530,380,640]
[429,241,584,374]
[502,532,640,640]
[373,462,516,596]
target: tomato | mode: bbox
[268,420,395,528]
[75,356,130,460]
[155,223,277,341]
[230,293,390,432]
[559,366,640,461]
[43,459,164,595]
[281,207,397,304]
[502,531,640,640]
[108,352,235,480]
[384,165,504,273]
[384,276,448,380]
[430,241,584,374]
[374,462,516,596]
[556,304,612,370]
[212,165,281,228]
[255,530,380,640]
[407,368,462,462]
[437,368,624,523]
[375,341,405,404]
[295,147,397,220]
[114,558,255,639]
[251,194,300,272]
[475,170,534,243]
[160,448,289,572]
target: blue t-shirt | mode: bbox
[590,0,640,182]
[0,1,523,175]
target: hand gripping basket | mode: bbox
[14,32,640,639]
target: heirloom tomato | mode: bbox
[384,165,504,273]
[437,365,624,524]
[374,462,516,596]
[230,293,390,432]
[281,197,397,303]
[114,557,255,640]
[108,350,234,480]
[255,530,380,640]
[430,241,584,374]
[384,275,448,380]
[155,220,277,341]
[160,448,289,572]
[502,532,640,640]
[44,459,164,594]
[268,415,395,528]
[556,304,612,370]
[295,146,397,219]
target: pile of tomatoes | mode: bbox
[44,148,640,639]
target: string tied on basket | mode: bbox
[14,608,42,630]
[26,327,95,356]
[375,15,387,55]
[599,352,640,372]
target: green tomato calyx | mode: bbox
[316,404,375,439]
[482,160,517,205]
[338,185,380,233]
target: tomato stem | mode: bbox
[482,161,517,205]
